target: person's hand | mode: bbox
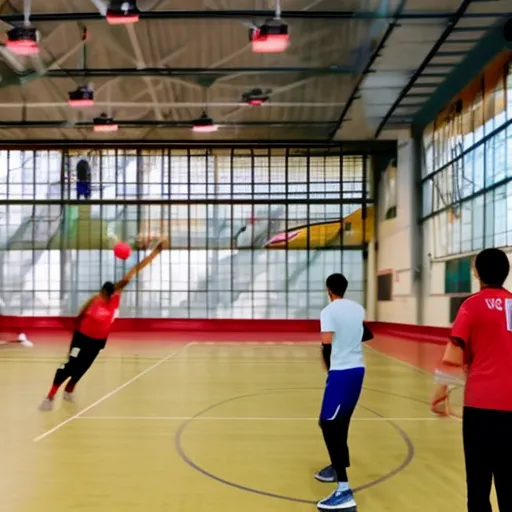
[148,234,166,250]
[431,384,449,416]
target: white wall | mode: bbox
[371,131,479,328]
[372,132,512,327]
[421,237,450,326]
[372,129,418,324]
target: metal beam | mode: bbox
[124,22,163,121]
[0,101,346,109]
[43,66,361,78]
[374,0,475,138]
[0,10,510,23]
[2,198,371,206]
[327,0,408,140]
[0,121,338,128]
[414,24,505,127]
[0,140,397,151]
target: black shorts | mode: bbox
[71,330,108,352]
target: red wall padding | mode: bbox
[0,315,450,344]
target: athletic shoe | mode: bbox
[63,392,75,403]
[18,333,33,347]
[315,465,337,483]
[38,398,53,412]
[317,489,357,510]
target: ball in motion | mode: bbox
[114,242,131,260]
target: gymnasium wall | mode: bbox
[373,51,512,328]
[372,130,418,324]
[420,52,512,327]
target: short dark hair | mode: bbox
[326,273,348,297]
[101,281,116,297]
[474,248,510,286]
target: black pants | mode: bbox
[320,412,353,480]
[463,406,512,511]
[53,331,105,389]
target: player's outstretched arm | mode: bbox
[114,240,164,291]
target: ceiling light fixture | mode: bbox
[106,1,140,25]
[250,20,289,53]
[250,1,289,54]
[6,26,39,56]
[192,111,218,133]
[243,88,271,106]
[68,85,94,108]
[93,113,118,132]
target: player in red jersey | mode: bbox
[39,241,163,411]
[432,248,512,511]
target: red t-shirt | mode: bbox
[451,287,512,411]
[77,293,121,340]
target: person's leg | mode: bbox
[317,368,364,511]
[76,181,84,200]
[491,410,512,511]
[39,333,83,410]
[84,181,91,200]
[463,407,493,512]
[320,412,352,478]
[63,345,100,398]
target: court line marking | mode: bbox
[77,415,441,422]
[33,342,193,443]
[366,344,463,422]
[366,344,465,383]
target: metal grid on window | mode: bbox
[0,147,372,318]
[422,62,512,258]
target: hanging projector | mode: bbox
[6,26,39,56]
[192,112,218,133]
[106,1,140,25]
[93,113,118,132]
[68,86,94,108]
[242,88,271,106]
[250,19,289,53]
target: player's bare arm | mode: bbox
[114,240,164,292]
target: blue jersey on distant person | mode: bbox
[320,298,365,371]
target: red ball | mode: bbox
[114,242,131,260]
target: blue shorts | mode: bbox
[77,182,91,199]
[320,367,365,421]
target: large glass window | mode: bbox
[422,54,512,258]
[0,148,372,318]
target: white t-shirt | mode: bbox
[320,298,365,371]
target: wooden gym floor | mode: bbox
[0,332,497,512]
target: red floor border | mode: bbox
[0,315,451,345]
[371,322,449,345]
[0,316,320,333]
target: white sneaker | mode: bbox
[63,391,75,403]
[39,398,53,411]
[18,333,33,347]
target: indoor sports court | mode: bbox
[1,332,477,512]
[0,1,511,511]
